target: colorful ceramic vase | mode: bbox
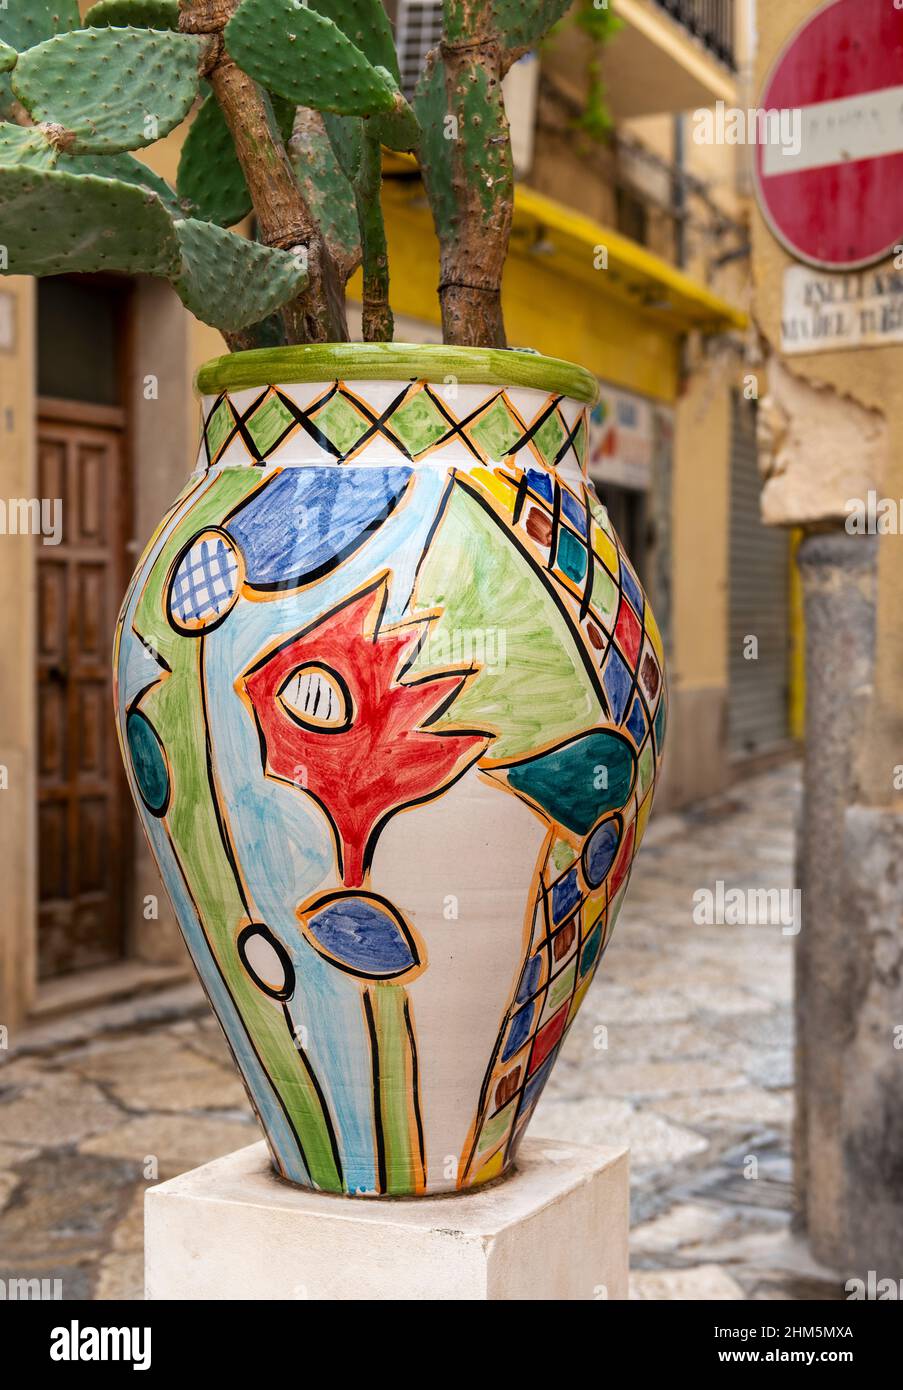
[114,345,667,1197]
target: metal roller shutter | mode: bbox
[728,391,790,757]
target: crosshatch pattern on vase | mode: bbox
[116,368,666,1198]
[196,379,590,475]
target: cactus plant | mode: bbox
[0,0,578,346]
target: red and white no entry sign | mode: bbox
[754,0,903,270]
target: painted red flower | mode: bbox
[239,576,491,887]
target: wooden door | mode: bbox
[36,406,129,978]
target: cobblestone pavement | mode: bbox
[0,761,843,1300]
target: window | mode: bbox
[37,278,124,406]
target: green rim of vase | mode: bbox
[195,343,600,405]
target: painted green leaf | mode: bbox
[289,108,360,282]
[0,0,80,118]
[411,482,601,760]
[0,165,181,277]
[307,0,400,82]
[178,92,252,227]
[0,122,57,170]
[84,0,180,28]
[11,26,204,154]
[225,0,398,117]
[504,729,637,834]
[172,218,309,332]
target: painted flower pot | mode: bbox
[114,345,667,1197]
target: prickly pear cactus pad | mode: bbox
[0,113,183,213]
[322,112,364,182]
[0,123,57,170]
[172,218,309,332]
[225,0,399,117]
[0,165,181,276]
[11,26,204,154]
[290,109,361,282]
[55,151,183,216]
[84,0,181,28]
[178,92,253,227]
[0,1,80,53]
[0,0,80,119]
[0,43,17,75]
[370,85,420,154]
[307,0,401,80]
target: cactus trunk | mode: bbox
[417,0,514,348]
[179,0,348,344]
[438,39,511,347]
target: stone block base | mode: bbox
[145,1137,629,1301]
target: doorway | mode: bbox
[35,278,133,980]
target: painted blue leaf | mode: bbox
[304,895,418,979]
[226,466,412,589]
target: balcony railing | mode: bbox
[652,0,736,71]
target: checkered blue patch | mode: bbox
[170,532,240,629]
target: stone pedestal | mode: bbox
[145,1137,629,1301]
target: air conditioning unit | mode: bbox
[393,0,538,178]
[395,0,443,99]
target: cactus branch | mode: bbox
[355,132,393,342]
[178,0,347,344]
